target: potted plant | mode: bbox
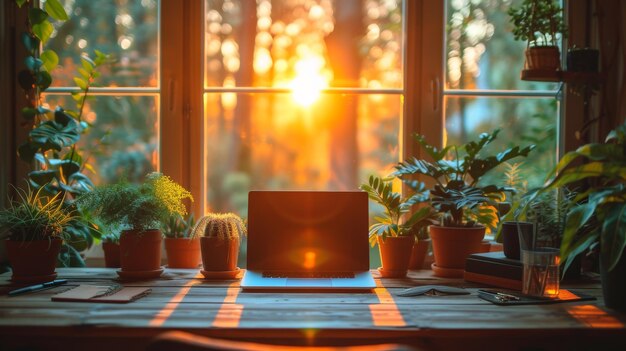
[393,130,534,277]
[508,0,567,78]
[533,121,626,312]
[0,186,73,282]
[190,213,246,279]
[77,173,193,278]
[360,175,434,277]
[164,214,200,268]
[408,225,431,270]
[101,232,121,268]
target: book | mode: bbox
[464,251,523,290]
[51,284,151,303]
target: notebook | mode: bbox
[241,191,376,290]
[51,285,151,303]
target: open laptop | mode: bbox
[241,191,376,290]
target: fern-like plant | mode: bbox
[0,185,73,241]
[190,213,247,240]
[359,175,434,247]
[393,130,535,230]
[77,173,193,233]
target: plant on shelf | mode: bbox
[359,175,434,277]
[392,129,535,277]
[163,214,201,269]
[531,121,626,312]
[508,0,567,75]
[0,185,73,282]
[14,0,111,267]
[77,172,193,278]
[191,213,247,278]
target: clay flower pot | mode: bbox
[200,237,239,272]
[165,237,201,268]
[408,238,430,270]
[102,241,121,268]
[429,225,485,277]
[118,229,163,278]
[377,235,415,278]
[5,238,62,283]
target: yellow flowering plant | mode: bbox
[77,173,193,233]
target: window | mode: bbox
[444,0,560,190]
[44,0,160,185]
[39,0,563,266]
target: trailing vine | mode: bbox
[15,0,110,266]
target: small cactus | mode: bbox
[191,213,246,240]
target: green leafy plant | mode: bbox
[163,213,196,239]
[533,122,626,274]
[77,173,193,233]
[0,185,73,242]
[15,0,111,265]
[190,213,247,240]
[508,0,567,48]
[359,175,434,246]
[393,130,535,230]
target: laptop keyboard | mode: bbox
[262,272,355,279]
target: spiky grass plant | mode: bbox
[163,213,196,239]
[191,213,247,240]
[77,173,193,233]
[0,186,73,241]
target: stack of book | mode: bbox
[464,251,522,290]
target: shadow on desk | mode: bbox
[147,331,419,351]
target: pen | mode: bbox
[8,279,68,296]
[478,289,521,301]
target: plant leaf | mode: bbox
[32,20,54,44]
[44,0,69,21]
[40,50,59,72]
[28,8,48,24]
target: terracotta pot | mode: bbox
[119,229,162,272]
[408,238,430,270]
[5,238,62,282]
[525,46,561,71]
[102,241,121,268]
[377,235,415,277]
[165,237,201,268]
[200,237,239,272]
[429,225,485,269]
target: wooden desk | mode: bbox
[0,268,625,351]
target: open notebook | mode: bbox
[52,285,151,303]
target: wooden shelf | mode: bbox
[521,69,602,84]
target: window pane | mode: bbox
[204,0,403,89]
[46,0,159,87]
[445,0,558,91]
[445,96,557,189]
[203,92,400,216]
[44,95,159,184]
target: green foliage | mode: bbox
[15,0,111,266]
[533,122,626,274]
[191,213,247,241]
[0,185,73,241]
[359,175,434,247]
[77,173,193,233]
[508,0,567,47]
[394,129,535,229]
[163,213,196,239]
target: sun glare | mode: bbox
[289,57,328,107]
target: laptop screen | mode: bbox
[247,191,370,272]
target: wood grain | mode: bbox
[0,268,624,351]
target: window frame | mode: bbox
[164,0,581,216]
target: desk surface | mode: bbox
[0,268,625,351]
